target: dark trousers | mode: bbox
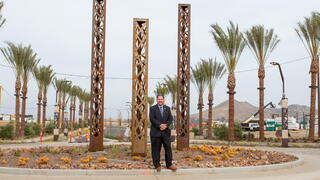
[150,132,173,168]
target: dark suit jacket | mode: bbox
[149,104,173,137]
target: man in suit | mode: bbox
[149,95,177,172]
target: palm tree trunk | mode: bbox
[309,58,318,140]
[197,94,203,136]
[69,98,73,131]
[20,81,28,137]
[58,94,62,130]
[227,73,236,141]
[207,90,213,139]
[15,77,21,138]
[42,96,47,135]
[79,102,83,129]
[37,92,42,125]
[73,97,76,130]
[84,102,89,126]
[61,102,65,131]
[258,67,265,141]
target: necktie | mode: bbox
[160,106,163,117]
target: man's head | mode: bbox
[156,95,164,105]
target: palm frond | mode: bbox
[210,21,246,73]
[0,1,6,28]
[191,62,207,96]
[295,12,320,58]
[245,25,280,65]
[201,58,226,91]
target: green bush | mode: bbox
[24,122,40,137]
[213,123,243,140]
[242,133,255,140]
[45,120,54,134]
[214,125,228,140]
[32,123,41,136]
[191,127,200,136]
[0,121,14,139]
[234,123,243,139]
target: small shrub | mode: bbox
[132,156,141,161]
[194,155,203,161]
[18,157,29,166]
[111,146,120,153]
[0,121,14,139]
[191,127,200,136]
[97,157,108,163]
[213,123,243,140]
[80,156,93,163]
[45,121,54,134]
[61,157,71,164]
[14,150,21,157]
[38,156,49,164]
[212,156,220,161]
[221,154,229,161]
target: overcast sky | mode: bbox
[0,0,319,119]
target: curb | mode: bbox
[0,155,304,176]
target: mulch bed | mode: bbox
[0,145,298,169]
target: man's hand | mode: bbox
[160,124,167,131]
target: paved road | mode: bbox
[0,143,319,180]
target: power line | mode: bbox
[0,55,310,80]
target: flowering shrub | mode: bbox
[38,156,49,164]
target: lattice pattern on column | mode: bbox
[131,18,149,157]
[176,4,191,151]
[89,0,106,152]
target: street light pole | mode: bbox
[270,62,288,147]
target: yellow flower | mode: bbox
[97,157,108,163]
[194,155,203,161]
[221,154,229,161]
[18,157,29,166]
[212,156,220,161]
[61,157,71,164]
[38,156,49,164]
[132,156,141,161]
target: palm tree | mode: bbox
[69,86,82,132]
[245,25,280,141]
[211,22,246,141]
[53,78,64,130]
[60,80,71,131]
[42,65,55,134]
[68,85,78,132]
[33,66,45,125]
[202,58,226,138]
[20,47,40,137]
[147,97,155,107]
[77,88,85,129]
[0,42,24,137]
[295,12,320,140]
[191,62,207,136]
[0,1,6,28]
[164,75,177,109]
[154,82,169,98]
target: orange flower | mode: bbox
[38,156,49,164]
[194,155,203,161]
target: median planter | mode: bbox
[0,144,298,170]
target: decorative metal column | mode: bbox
[89,0,107,152]
[131,18,149,157]
[176,4,191,151]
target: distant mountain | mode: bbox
[190,100,310,124]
